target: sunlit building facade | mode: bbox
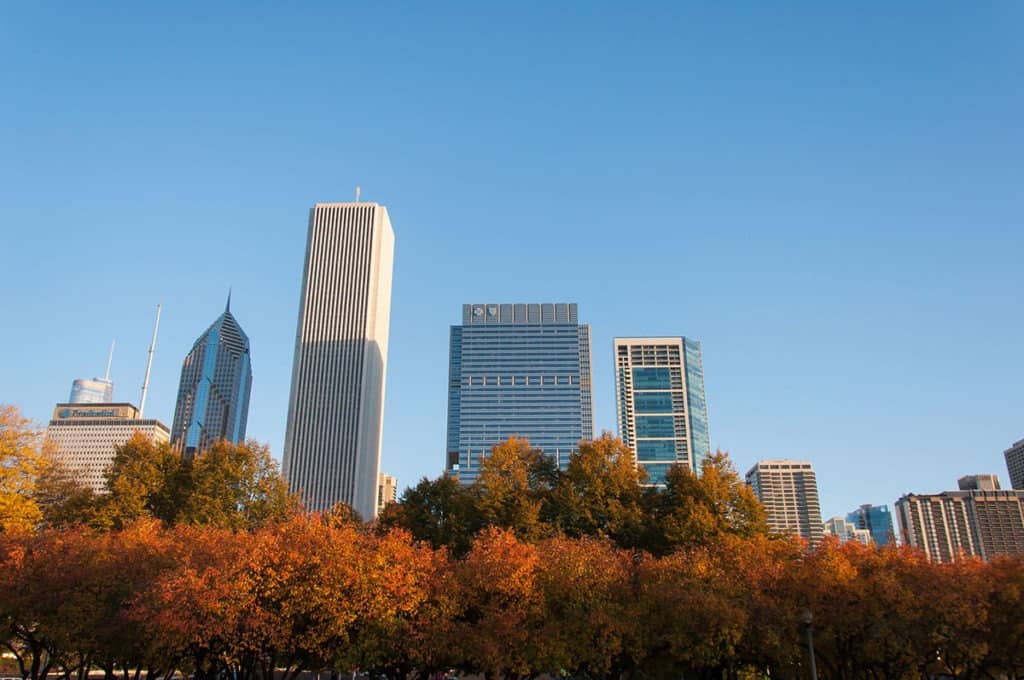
[45,403,170,494]
[283,202,394,520]
[613,337,710,485]
[746,460,825,545]
[1004,438,1024,490]
[446,303,593,484]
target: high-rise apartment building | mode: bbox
[746,460,825,545]
[1004,438,1024,490]
[846,504,896,546]
[824,516,872,545]
[45,403,170,493]
[283,202,394,519]
[377,472,398,516]
[446,303,593,484]
[896,475,1024,562]
[613,337,709,485]
[170,297,252,456]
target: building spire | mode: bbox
[226,287,232,313]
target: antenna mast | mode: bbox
[355,186,361,203]
[139,304,162,418]
[104,340,115,381]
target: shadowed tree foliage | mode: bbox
[94,434,185,529]
[377,473,477,555]
[641,450,769,555]
[548,432,647,548]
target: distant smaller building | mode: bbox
[1004,439,1024,490]
[69,378,114,404]
[824,516,872,545]
[377,473,397,516]
[746,460,824,545]
[45,403,170,494]
[846,504,896,546]
[896,475,1024,562]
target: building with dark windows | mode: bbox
[1005,438,1024,490]
[746,460,825,545]
[170,296,252,457]
[613,337,709,485]
[283,202,394,520]
[446,303,593,484]
[846,503,896,546]
[896,475,1024,562]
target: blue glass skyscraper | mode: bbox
[614,337,710,485]
[846,504,896,546]
[171,295,252,456]
[446,303,593,484]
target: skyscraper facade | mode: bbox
[1004,438,1024,490]
[377,472,397,516]
[446,303,593,484]
[746,460,825,545]
[896,476,1024,562]
[170,298,252,456]
[283,202,394,519]
[69,378,114,404]
[846,504,896,546]
[45,403,170,493]
[613,337,710,485]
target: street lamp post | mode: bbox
[802,609,819,680]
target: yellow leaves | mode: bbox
[0,405,52,532]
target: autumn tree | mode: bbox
[0,405,53,532]
[548,432,647,548]
[641,451,768,555]
[178,440,295,529]
[94,433,184,529]
[472,436,556,542]
[376,473,478,555]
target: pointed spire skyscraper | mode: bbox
[171,298,253,456]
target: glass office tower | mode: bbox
[171,296,252,457]
[69,378,114,404]
[446,303,593,484]
[614,337,710,485]
[846,503,896,546]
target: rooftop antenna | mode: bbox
[355,186,361,203]
[139,303,162,418]
[103,340,115,381]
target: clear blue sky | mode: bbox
[2,2,1021,519]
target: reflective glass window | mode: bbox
[636,440,677,460]
[636,416,674,437]
[635,392,672,413]
[633,367,671,389]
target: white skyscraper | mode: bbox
[283,202,395,519]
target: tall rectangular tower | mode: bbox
[446,303,593,484]
[613,337,710,485]
[283,202,394,519]
[746,460,825,545]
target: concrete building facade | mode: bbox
[1004,439,1024,490]
[746,460,825,545]
[283,202,395,519]
[896,475,1024,562]
[45,403,170,494]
